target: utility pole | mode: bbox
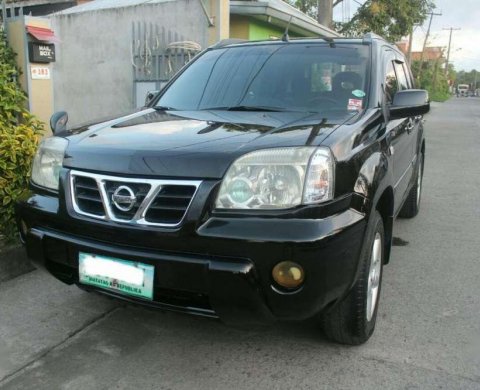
[432,58,440,92]
[407,27,415,64]
[317,0,344,29]
[443,27,461,76]
[317,0,333,29]
[1,0,7,32]
[417,11,442,82]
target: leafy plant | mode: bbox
[339,0,435,42]
[455,69,479,89]
[0,31,44,243]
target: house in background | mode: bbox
[411,46,445,63]
[396,40,446,64]
[230,0,338,40]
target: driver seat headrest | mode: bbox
[332,72,363,92]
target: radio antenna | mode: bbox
[282,16,293,42]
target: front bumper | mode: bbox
[16,188,366,327]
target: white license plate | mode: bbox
[79,252,154,300]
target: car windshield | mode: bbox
[156,43,370,115]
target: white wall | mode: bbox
[50,1,208,126]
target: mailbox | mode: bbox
[28,42,56,63]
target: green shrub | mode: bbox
[411,60,451,102]
[0,32,44,243]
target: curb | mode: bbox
[0,244,35,283]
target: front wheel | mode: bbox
[321,211,385,345]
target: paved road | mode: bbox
[1,98,479,389]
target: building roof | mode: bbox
[6,0,67,3]
[230,0,340,38]
[411,47,445,62]
[53,0,175,14]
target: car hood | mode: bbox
[63,108,351,179]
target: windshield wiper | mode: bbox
[154,106,177,111]
[202,105,289,112]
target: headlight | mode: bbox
[215,147,334,210]
[31,137,68,191]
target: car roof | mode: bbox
[212,33,393,49]
[211,33,404,59]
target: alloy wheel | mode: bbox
[366,232,382,321]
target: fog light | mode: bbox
[272,261,305,289]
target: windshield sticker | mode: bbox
[352,89,366,98]
[348,98,363,111]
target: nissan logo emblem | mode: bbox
[112,185,137,212]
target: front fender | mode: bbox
[353,151,391,208]
[353,151,394,263]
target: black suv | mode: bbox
[16,33,429,345]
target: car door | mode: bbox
[394,59,422,163]
[397,61,423,163]
[384,56,413,214]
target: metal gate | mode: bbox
[132,22,202,107]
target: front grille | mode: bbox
[73,176,104,216]
[70,170,201,227]
[145,185,197,224]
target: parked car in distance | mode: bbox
[16,33,429,345]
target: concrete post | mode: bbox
[208,0,230,45]
[7,16,54,134]
[317,0,333,29]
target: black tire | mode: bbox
[399,151,424,218]
[321,211,385,345]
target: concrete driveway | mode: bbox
[0,98,479,389]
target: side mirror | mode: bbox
[145,90,160,106]
[50,111,68,134]
[389,89,430,119]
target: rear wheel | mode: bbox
[399,151,424,218]
[321,211,385,345]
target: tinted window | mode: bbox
[394,62,409,90]
[403,63,415,88]
[385,61,398,103]
[157,44,370,114]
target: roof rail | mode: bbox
[362,32,386,43]
[210,39,248,49]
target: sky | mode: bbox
[333,0,480,71]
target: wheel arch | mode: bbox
[375,186,394,264]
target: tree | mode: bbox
[340,0,435,42]
[286,0,343,26]
[284,0,435,43]
[289,0,319,19]
[456,70,479,89]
